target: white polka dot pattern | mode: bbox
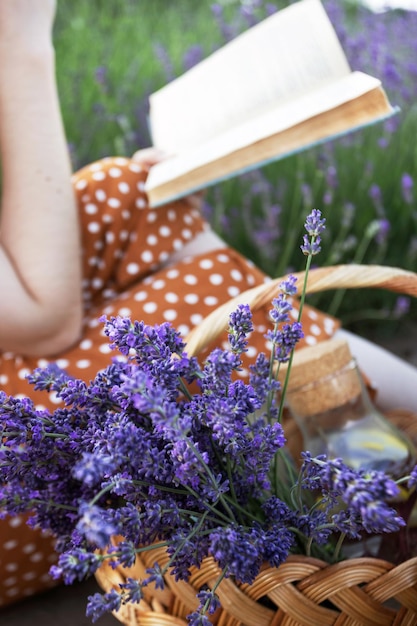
[72,157,206,308]
[0,515,58,608]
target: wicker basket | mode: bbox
[95,264,417,626]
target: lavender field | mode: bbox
[54,0,417,332]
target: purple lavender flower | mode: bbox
[195,589,221,615]
[240,5,257,29]
[323,190,333,206]
[265,3,278,17]
[86,589,121,623]
[252,203,282,254]
[301,209,326,256]
[211,3,235,41]
[378,136,389,149]
[118,577,143,604]
[209,522,293,584]
[76,504,118,548]
[94,65,108,90]
[297,509,333,545]
[199,348,242,394]
[301,183,313,207]
[27,363,73,392]
[392,296,410,319]
[144,562,165,590]
[269,294,293,324]
[279,274,298,297]
[167,531,211,581]
[401,173,414,204]
[170,439,210,489]
[187,612,212,626]
[182,45,204,71]
[153,42,176,81]
[249,352,280,402]
[269,277,298,330]
[108,539,138,568]
[342,202,356,228]
[301,234,322,256]
[72,452,115,487]
[303,209,326,237]
[375,218,391,245]
[407,465,417,489]
[326,165,338,190]
[368,184,384,216]
[299,453,406,536]
[50,550,103,585]
[227,303,253,353]
[266,322,304,363]
[208,525,262,583]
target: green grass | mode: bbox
[54,0,226,165]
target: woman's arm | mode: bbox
[0,0,83,356]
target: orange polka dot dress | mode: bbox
[0,157,339,607]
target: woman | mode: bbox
[0,0,341,409]
[1,0,416,609]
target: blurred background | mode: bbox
[54,0,417,341]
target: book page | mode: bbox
[146,72,387,192]
[149,0,351,155]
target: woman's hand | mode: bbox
[131,147,170,169]
[131,147,204,211]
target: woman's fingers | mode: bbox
[131,148,205,209]
[131,147,170,168]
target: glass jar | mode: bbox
[284,338,416,477]
[283,338,417,561]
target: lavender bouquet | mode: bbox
[0,211,415,625]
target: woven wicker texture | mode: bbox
[185,264,417,357]
[94,264,417,626]
[95,547,417,626]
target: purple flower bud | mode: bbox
[301,234,322,256]
[183,45,204,71]
[86,590,121,622]
[153,42,175,82]
[326,165,338,190]
[393,296,410,318]
[342,202,356,228]
[301,183,313,207]
[94,65,108,87]
[375,218,391,245]
[304,209,326,237]
[228,304,253,353]
[369,183,382,203]
[323,190,333,206]
[401,173,414,204]
[279,274,298,296]
[407,465,417,489]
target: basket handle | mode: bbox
[185,263,417,357]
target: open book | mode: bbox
[145,0,397,208]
